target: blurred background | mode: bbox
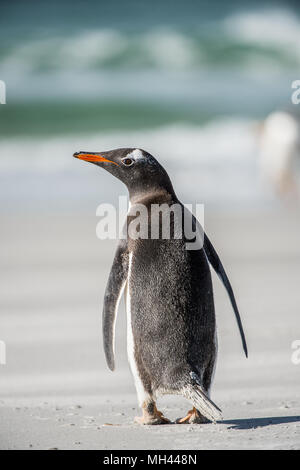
[1,0,300,208]
[0,0,300,449]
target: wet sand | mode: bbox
[0,209,299,449]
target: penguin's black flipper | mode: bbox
[102,239,129,371]
[204,233,248,358]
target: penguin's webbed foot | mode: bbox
[134,415,170,425]
[134,402,171,425]
[176,407,210,424]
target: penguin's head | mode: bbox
[73,148,175,199]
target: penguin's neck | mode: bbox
[128,167,176,205]
[129,187,178,207]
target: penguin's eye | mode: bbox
[122,158,134,166]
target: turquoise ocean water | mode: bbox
[0,0,299,209]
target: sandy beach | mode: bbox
[0,209,299,450]
[2,0,300,453]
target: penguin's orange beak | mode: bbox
[73,152,119,165]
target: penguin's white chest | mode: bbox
[126,252,148,405]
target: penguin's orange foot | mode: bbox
[176,407,210,424]
[134,402,171,425]
[134,414,170,425]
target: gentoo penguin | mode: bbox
[259,111,300,199]
[73,148,247,425]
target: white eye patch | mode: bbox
[126,149,144,161]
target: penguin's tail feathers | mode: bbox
[181,377,222,423]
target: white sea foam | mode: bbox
[224,8,300,48]
[141,29,198,69]
[1,7,300,82]
[0,118,257,172]
[0,118,266,205]
[0,29,127,76]
[0,28,198,77]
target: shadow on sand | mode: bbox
[222,415,300,430]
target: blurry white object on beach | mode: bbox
[259,111,300,199]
